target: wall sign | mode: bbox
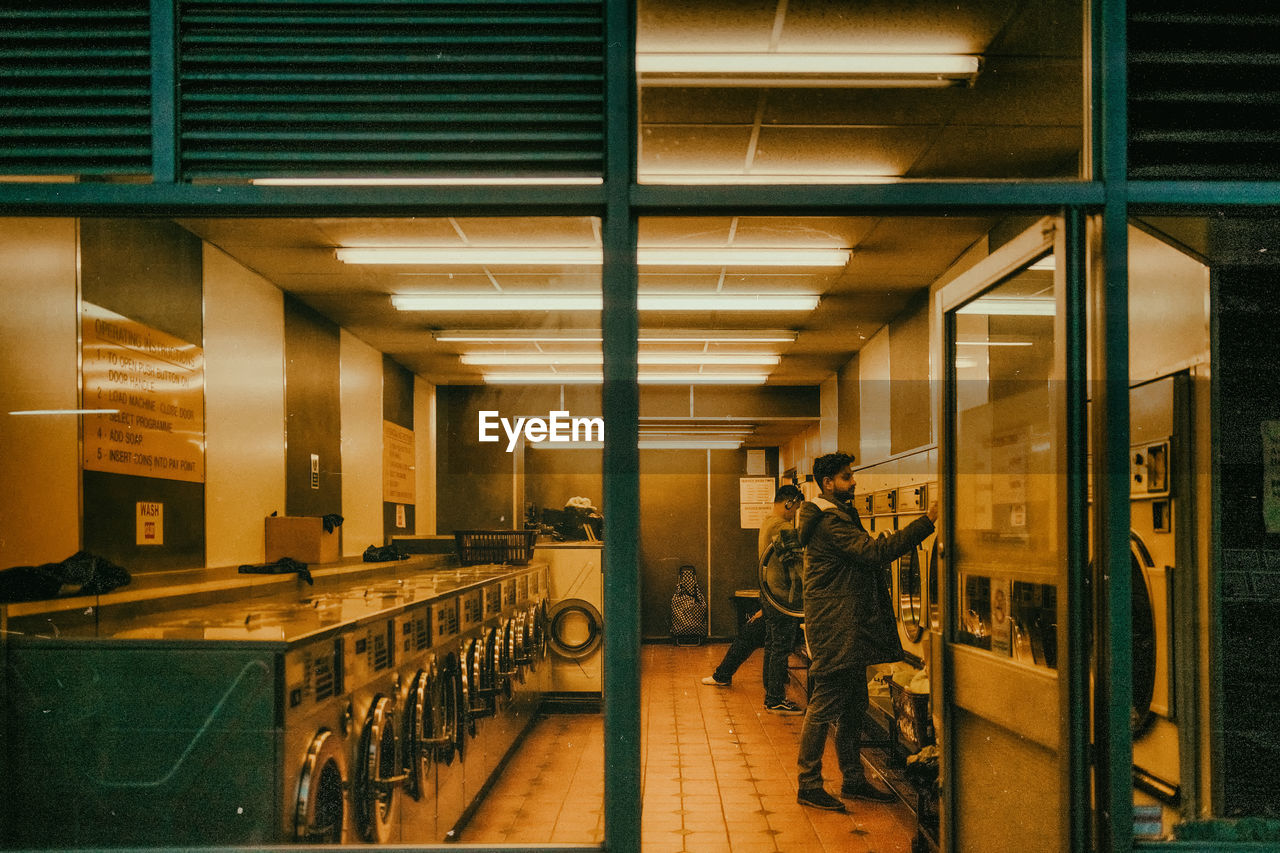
[81,302,205,483]
[136,501,163,545]
[383,420,416,504]
[740,476,776,528]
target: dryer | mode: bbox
[1128,374,1186,806]
[893,482,935,665]
[534,543,603,698]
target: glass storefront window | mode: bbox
[0,215,604,847]
[637,0,1086,183]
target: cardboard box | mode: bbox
[265,516,340,564]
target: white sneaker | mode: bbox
[701,675,730,687]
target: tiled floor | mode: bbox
[462,643,918,852]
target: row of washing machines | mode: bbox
[2,561,550,848]
[859,481,938,665]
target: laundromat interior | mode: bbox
[2,1,1280,852]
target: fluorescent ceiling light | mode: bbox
[339,246,849,267]
[643,173,899,185]
[530,439,745,450]
[393,293,819,312]
[9,408,120,416]
[955,340,1034,347]
[251,176,602,186]
[638,439,743,450]
[955,297,1056,317]
[460,353,780,366]
[481,372,769,385]
[1027,256,1056,271]
[433,329,798,343]
[637,52,982,88]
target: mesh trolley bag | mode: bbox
[670,564,708,645]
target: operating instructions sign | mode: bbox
[81,302,206,483]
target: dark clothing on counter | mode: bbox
[238,557,313,585]
[362,544,409,562]
[0,551,131,602]
[795,495,934,792]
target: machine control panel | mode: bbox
[502,578,517,607]
[896,483,930,513]
[517,574,529,602]
[461,590,484,631]
[872,489,897,515]
[400,605,432,654]
[483,583,502,619]
[434,596,459,645]
[284,636,345,719]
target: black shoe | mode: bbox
[840,780,896,802]
[797,787,847,812]
[765,698,804,715]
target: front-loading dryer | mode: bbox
[1129,374,1186,805]
[534,544,603,698]
[894,482,935,665]
[344,616,406,844]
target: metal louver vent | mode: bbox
[1129,3,1280,179]
[0,1,151,176]
[178,0,605,180]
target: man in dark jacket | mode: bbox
[794,451,938,812]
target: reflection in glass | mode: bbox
[950,256,1058,663]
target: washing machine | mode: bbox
[286,633,351,844]
[395,600,440,842]
[894,482,935,665]
[1129,374,1186,807]
[534,543,603,697]
[343,614,407,844]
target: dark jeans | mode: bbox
[797,665,869,790]
[762,598,799,705]
[711,610,766,684]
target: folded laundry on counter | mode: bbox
[362,543,409,563]
[0,551,132,602]
[239,557,313,585]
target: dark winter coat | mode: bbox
[797,496,935,674]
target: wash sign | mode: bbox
[479,410,604,452]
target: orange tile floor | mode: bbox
[460,643,918,852]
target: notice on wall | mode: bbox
[740,476,776,528]
[383,420,416,504]
[81,303,205,483]
[136,501,163,545]
[746,449,766,476]
[1262,421,1280,533]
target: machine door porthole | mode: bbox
[899,545,926,643]
[547,599,603,660]
[294,728,347,843]
[353,695,405,844]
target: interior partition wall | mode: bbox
[0,0,1277,852]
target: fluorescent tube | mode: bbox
[339,246,849,267]
[393,293,819,312]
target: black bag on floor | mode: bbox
[670,564,708,645]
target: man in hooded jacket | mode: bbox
[793,451,938,812]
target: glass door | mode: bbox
[934,217,1075,851]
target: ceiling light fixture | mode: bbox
[481,372,769,385]
[251,176,603,186]
[955,297,1056,317]
[636,52,982,88]
[643,173,899,185]
[638,439,743,450]
[432,329,798,343]
[338,246,850,267]
[393,293,819,312]
[460,353,780,366]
